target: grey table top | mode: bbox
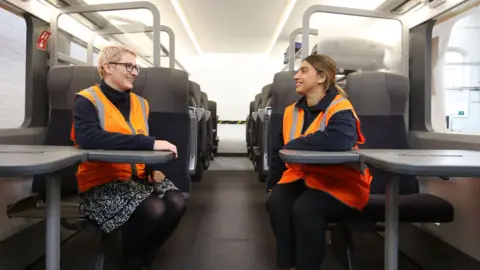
[279,149,360,164]
[279,148,480,177]
[86,149,174,163]
[357,149,480,177]
[0,145,174,177]
[0,145,84,177]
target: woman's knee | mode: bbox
[292,198,312,223]
[136,195,167,222]
[291,192,328,226]
[164,190,186,217]
[266,188,289,218]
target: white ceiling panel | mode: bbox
[179,0,288,53]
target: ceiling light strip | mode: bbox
[265,0,298,55]
[171,0,203,55]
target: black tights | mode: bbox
[121,190,186,263]
[266,181,356,270]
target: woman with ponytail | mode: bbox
[266,54,371,270]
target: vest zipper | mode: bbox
[127,121,138,178]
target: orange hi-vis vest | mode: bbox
[70,85,150,193]
[279,95,372,210]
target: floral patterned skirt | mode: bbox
[79,178,179,233]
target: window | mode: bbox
[93,52,99,66]
[431,4,480,133]
[70,41,87,63]
[0,7,26,128]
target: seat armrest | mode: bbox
[188,109,199,175]
[262,107,272,173]
[252,112,258,121]
[205,111,211,121]
[258,109,266,122]
[196,108,205,121]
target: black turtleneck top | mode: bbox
[72,80,156,157]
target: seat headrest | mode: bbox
[260,84,272,109]
[48,66,189,114]
[254,93,261,111]
[134,67,189,114]
[48,66,100,110]
[346,71,408,116]
[271,71,300,114]
[189,81,202,108]
[201,91,209,110]
[316,38,385,71]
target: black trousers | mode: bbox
[266,180,356,270]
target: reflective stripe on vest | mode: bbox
[85,86,149,135]
[289,97,346,141]
[288,96,366,175]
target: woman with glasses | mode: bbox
[71,45,186,270]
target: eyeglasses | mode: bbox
[108,62,140,74]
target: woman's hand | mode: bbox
[154,140,178,158]
[148,170,166,183]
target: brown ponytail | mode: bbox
[304,54,348,98]
[335,84,348,98]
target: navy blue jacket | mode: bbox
[73,81,157,178]
[267,88,359,191]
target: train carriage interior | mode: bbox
[1,0,480,269]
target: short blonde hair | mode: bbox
[97,45,137,78]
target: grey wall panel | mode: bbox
[410,131,480,261]
[409,18,480,261]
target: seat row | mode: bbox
[7,65,217,231]
[188,81,219,182]
[247,69,454,269]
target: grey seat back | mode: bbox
[208,100,217,131]
[254,94,261,111]
[208,100,218,149]
[267,71,300,172]
[256,84,272,152]
[33,66,101,200]
[260,84,272,109]
[346,71,418,195]
[189,81,206,175]
[133,67,191,193]
[189,82,202,108]
[201,92,209,110]
[201,92,213,157]
[247,101,254,144]
[271,71,299,114]
[317,38,386,71]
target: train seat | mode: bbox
[201,91,213,162]
[347,71,454,223]
[246,100,254,155]
[187,81,201,179]
[189,81,206,181]
[267,71,299,181]
[208,100,219,155]
[249,93,261,160]
[132,67,191,195]
[7,66,100,226]
[328,71,454,270]
[253,84,272,178]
